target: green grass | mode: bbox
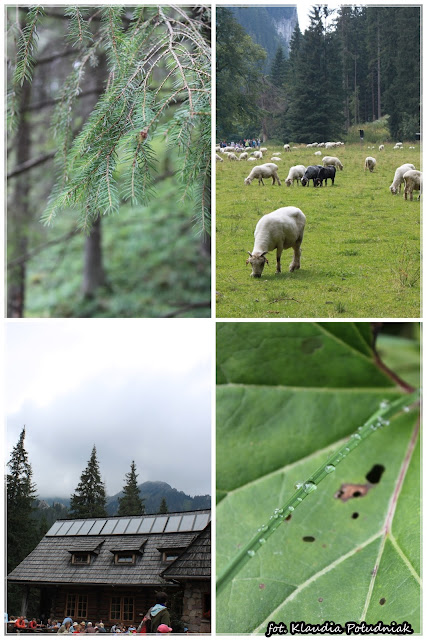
[216,143,421,318]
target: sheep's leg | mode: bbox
[289,237,303,272]
[276,248,283,273]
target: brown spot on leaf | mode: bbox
[303,536,315,542]
[285,514,292,521]
[318,597,323,602]
[335,483,371,502]
[379,597,386,605]
[301,336,323,354]
[259,583,265,590]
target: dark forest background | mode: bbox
[217,5,420,143]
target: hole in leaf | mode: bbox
[335,483,371,502]
[303,536,315,542]
[351,512,359,519]
[379,598,386,605]
[285,514,292,521]
[366,464,385,484]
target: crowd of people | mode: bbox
[6,593,186,635]
[218,138,261,150]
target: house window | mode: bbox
[114,552,135,565]
[72,552,91,565]
[65,594,88,619]
[110,596,134,622]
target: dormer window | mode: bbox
[114,552,136,565]
[71,553,91,565]
[163,551,179,562]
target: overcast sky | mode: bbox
[6,320,212,499]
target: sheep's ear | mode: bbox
[247,251,253,257]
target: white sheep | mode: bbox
[322,156,343,171]
[226,152,239,161]
[364,157,376,172]
[285,164,306,187]
[244,163,281,186]
[379,144,384,151]
[215,153,223,162]
[389,163,416,194]
[252,150,263,159]
[247,157,257,162]
[314,151,322,156]
[403,170,422,200]
[260,147,268,153]
[239,152,248,161]
[246,207,306,277]
[283,144,291,152]
[270,156,282,161]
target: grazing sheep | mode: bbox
[270,156,282,161]
[252,150,263,159]
[246,207,306,277]
[285,164,306,187]
[215,153,223,162]
[283,144,291,152]
[403,170,422,200]
[364,156,376,172]
[314,165,336,186]
[301,165,323,187]
[409,146,415,150]
[379,144,384,151]
[226,152,239,161]
[389,163,416,194]
[322,156,343,171]
[239,152,248,161]
[314,150,322,156]
[247,157,257,161]
[244,163,281,186]
[260,147,268,152]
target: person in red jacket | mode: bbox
[15,616,27,631]
[29,618,38,630]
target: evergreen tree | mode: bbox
[287,6,344,141]
[69,446,107,518]
[7,427,39,573]
[8,7,211,237]
[216,7,266,139]
[117,461,144,516]
[159,497,169,514]
[270,46,287,87]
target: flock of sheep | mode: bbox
[216,141,421,278]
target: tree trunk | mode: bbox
[7,80,32,317]
[82,215,106,298]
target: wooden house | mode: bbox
[7,509,211,633]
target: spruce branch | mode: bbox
[216,389,420,598]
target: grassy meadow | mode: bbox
[215,143,421,318]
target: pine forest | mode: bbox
[216,6,420,144]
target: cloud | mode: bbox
[6,320,211,498]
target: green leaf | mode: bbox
[216,322,420,633]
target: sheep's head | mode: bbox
[246,251,269,277]
[285,178,292,187]
[244,177,252,185]
[390,185,397,194]
[301,177,308,187]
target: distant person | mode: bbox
[144,592,171,634]
[58,620,72,633]
[85,621,96,633]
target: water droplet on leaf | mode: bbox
[303,482,317,493]
[325,465,336,474]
